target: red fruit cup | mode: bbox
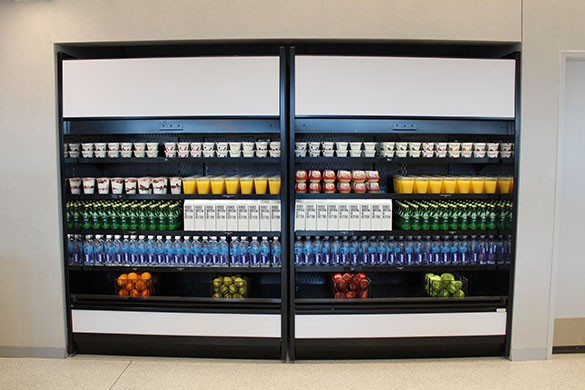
[295,181,307,193]
[337,170,351,182]
[352,170,366,182]
[365,170,380,181]
[309,170,322,182]
[309,181,322,193]
[295,170,308,181]
[337,182,351,194]
[366,181,380,193]
[352,182,367,193]
[323,170,336,183]
[323,182,336,193]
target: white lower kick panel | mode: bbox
[73,310,280,338]
[296,312,507,339]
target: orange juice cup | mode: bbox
[471,177,485,194]
[254,176,269,195]
[196,177,211,195]
[400,177,415,194]
[414,176,429,194]
[428,177,443,194]
[393,176,403,193]
[484,177,497,194]
[182,177,197,195]
[268,176,281,194]
[443,177,457,194]
[225,176,240,195]
[497,176,514,194]
[240,176,254,195]
[456,176,472,194]
[211,177,226,195]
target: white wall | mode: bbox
[0,0,524,357]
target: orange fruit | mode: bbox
[125,281,134,291]
[118,289,129,297]
[141,272,152,281]
[116,274,128,287]
[140,289,150,298]
[135,279,146,292]
[128,272,139,281]
[130,289,140,297]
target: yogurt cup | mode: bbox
[107,143,119,151]
[487,150,500,158]
[146,150,158,158]
[364,142,377,151]
[322,142,334,151]
[216,142,229,152]
[82,177,95,194]
[336,142,349,151]
[308,150,320,157]
[422,142,434,152]
[256,150,268,158]
[138,177,152,194]
[190,150,202,158]
[408,142,421,151]
[449,150,461,158]
[473,150,486,158]
[487,143,500,152]
[94,143,107,152]
[111,178,124,194]
[216,150,228,158]
[178,150,189,158]
[120,142,133,152]
[383,150,395,158]
[94,150,106,158]
[349,142,362,151]
[295,149,307,157]
[120,150,132,158]
[396,150,408,158]
[81,150,93,158]
[124,178,137,194]
[81,143,94,151]
[229,142,242,151]
[190,142,202,151]
[96,177,110,194]
[501,151,513,159]
[381,142,395,151]
[474,143,486,152]
[243,151,255,158]
[500,143,514,151]
[146,142,159,151]
[202,150,215,158]
[308,142,321,151]
[448,142,461,152]
[69,151,80,158]
[178,142,190,152]
[68,143,80,152]
[164,142,177,152]
[68,178,81,194]
[335,150,348,157]
[133,150,145,158]
[461,150,473,158]
[436,142,448,152]
[295,142,308,151]
[461,142,474,152]
[255,141,268,151]
[422,150,434,158]
[409,150,421,158]
[395,142,408,151]
[165,150,177,158]
[242,142,255,152]
[270,150,281,158]
[229,150,242,158]
[349,150,362,158]
[169,177,182,194]
[133,142,146,152]
[269,141,281,150]
[436,150,447,158]
[364,150,376,157]
[152,177,168,194]
[107,150,119,158]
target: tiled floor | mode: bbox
[1,354,584,389]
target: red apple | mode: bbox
[336,280,347,292]
[335,292,344,299]
[342,273,352,282]
[359,291,369,299]
[349,283,358,291]
[359,279,370,290]
[333,273,343,282]
[346,291,357,299]
[356,273,367,280]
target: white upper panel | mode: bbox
[63,57,280,118]
[295,56,516,118]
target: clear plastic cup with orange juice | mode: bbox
[196,176,211,195]
[268,176,281,194]
[414,176,429,194]
[484,177,497,194]
[456,176,472,194]
[225,176,240,195]
[254,176,269,195]
[240,176,254,195]
[428,176,443,194]
[442,176,457,194]
[182,176,197,195]
[210,176,226,195]
[393,176,403,193]
[470,177,485,194]
[497,176,514,194]
[399,176,415,194]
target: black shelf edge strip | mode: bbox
[66,194,281,201]
[294,264,510,273]
[295,229,512,237]
[295,193,513,200]
[295,157,509,164]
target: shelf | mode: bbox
[67,229,281,237]
[295,296,507,305]
[66,194,281,201]
[295,229,512,237]
[294,264,510,273]
[295,193,513,200]
[66,157,280,164]
[70,265,282,273]
[295,157,511,164]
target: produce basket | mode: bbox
[424,272,467,298]
[332,272,370,299]
[115,272,156,298]
[212,274,248,299]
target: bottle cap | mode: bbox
[166,235,172,240]
[147,235,154,240]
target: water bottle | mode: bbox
[183,236,194,266]
[421,236,432,266]
[477,236,487,265]
[294,237,304,266]
[155,235,165,265]
[349,237,359,266]
[259,236,271,267]
[219,236,230,266]
[459,236,469,264]
[312,236,322,265]
[386,237,395,265]
[331,236,341,266]
[404,236,414,266]
[359,236,369,265]
[340,236,350,266]
[173,236,184,265]
[430,236,441,265]
[111,235,122,265]
[367,237,377,265]
[121,235,131,265]
[495,235,505,265]
[73,235,83,265]
[303,238,314,266]
[271,237,281,267]
[470,235,479,264]
[376,236,387,265]
[487,235,497,265]
[230,237,242,266]
[504,235,513,264]
[128,235,138,265]
[146,235,156,265]
[137,235,147,265]
[249,236,260,267]
[83,235,95,265]
[413,236,423,266]
[321,236,331,266]
[240,236,250,267]
[395,236,405,266]
[68,235,75,265]
[207,236,219,266]
[164,235,174,265]
[94,235,105,265]
[192,236,202,266]
[104,235,114,265]
[450,236,460,265]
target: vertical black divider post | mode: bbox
[287,46,296,362]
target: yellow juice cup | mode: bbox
[240,176,254,195]
[196,177,211,195]
[471,177,485,194]
[484,177,497,194]
[254,176,269,195]
[225,176,240,195]
[456,176,472,194]
[393,176,403,193]
[400,177,415,194]
[211,177,226,195]
[497,176,514,194]
[428,177,443,194]
[414,176,429,194]
[268,176,281,194]
[182,177,197,195]
[443,177,457,194]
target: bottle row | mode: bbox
[68,234,282,268]
[394,200,513,231]
[66,200,183,231]
[293,235,513,267]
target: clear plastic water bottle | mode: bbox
[470,235,479,264]
[459,236,469,264]
[73,235,83,265]
[68,235,75,265]
[173,236,184,265]
[83,235,94,265]
[219,236,229,266]
[259,236,271,267]
[321,236,331,266]
[312,236,322,265]
[155,235,165,265]
[404,236,414,266]
[431,236,441,265]
[303,237,314,266]
[376,236,387,265]
[478,235,488,265]
[112,235,122,265]
[146,235,156,265]
[230,237,242,267]
[183,236,194,266]
[104,235,114,265]
[331,236,341,266]
[208,236,219,266]
[421,236,432,266]
[395,236,405,266]
[294,237,304,266]
[450,236,460,265]
[386,237,395,265]
[367,237,377,265]
[128,235,138,265]
[349,237,359,266]
[192,236,202,266]
[504,235,513,264]
[164,235,174,265]
[240,236,250,267]
[137,235,147,265]
[487,235,497,265]
[413,236,423,266]
[271,237,281,267]
[200,236,210,266]
[249,236,260,267]
[94,235,105,265]
[340,236,350,266]
[359,236,368,265]
[440,236,451,264]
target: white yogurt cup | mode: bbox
[133,150,145,158]
[395,142,408,151]
[487,150,500,158]
[295,150,307,158]
[436,150,448,158]
[243,151,255,158]
[383,150,395,158]
[111,178,124,194]
[269,142,281,151]
[336,150,348,157]
[364,150,376,158]
[461,142,474,152]
[178,150,189,158]
[255,141,268,151]
[169,177,182,194]
[322,150,334,157]
[120,150,132,158]
[190,150,202,158]
[81,143,94,151]
[137,177,152,194]
[449,150,461,158]
[308,142,321,151]
[229,142,242,152]
[216,142,229,152]
[408,142,421,151]
[82,177,95,194]
[461,150,473,158]
[487,143,500,152]
[349,150,362,158]
[120,143,133,152]
[242,142,255,152]
[96,177,110,194]
[146,142,159,152]
[409,150,422,158]
[202,150,215,158]
[94,143,107,152]
[474,143,486,152]
[146,150,158,158]
[395,150,408,158]
[133,142,146,152]
[473,150,486,158]
[448,142,461,152]
[216,150,228,158]
[229,150,242,158]
[422,142,434,152]
[500,143,513,151]
[178,142,190,152]
[336,142,349,151]
[152,177,168,194]
[190,142,202,151]
[68,143,80,152]
[107,142,120,151]
[165,142,177,152]
[322,142,335,151]
[256,150,268,158]
[107,150,120,158]
[68,151,80,158]
[349,142,362,151]
[436,143,448,152]
[94,150,106,158]
[81,150,93,158]
[68,178,81,194]
[270,150,281,158]
[295,142,307,151]
[165,150,177,158]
